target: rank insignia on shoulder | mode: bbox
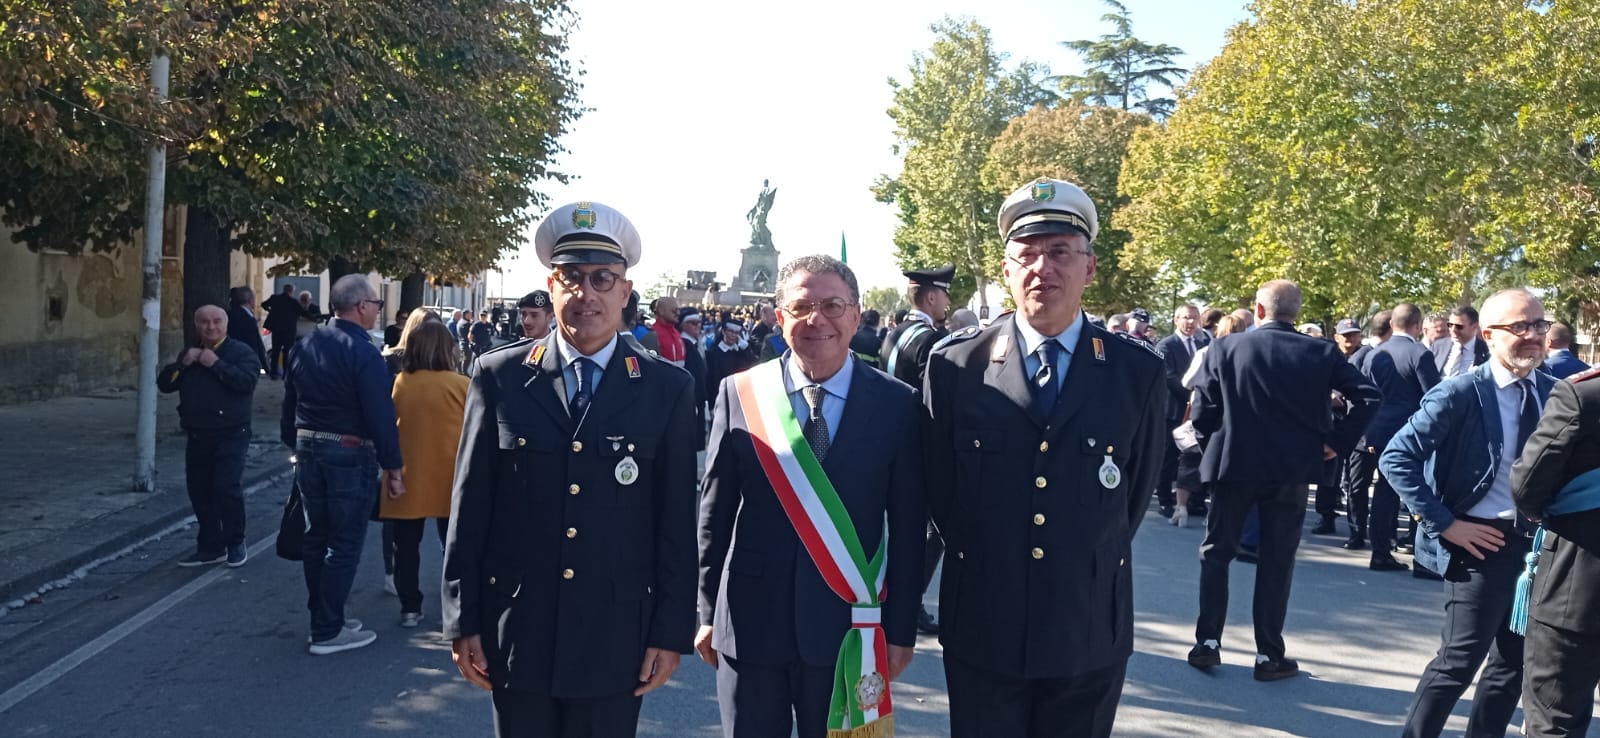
[525,343,547,369]
[1112,332,1160,356]
[1092,337,1106,362]
[625,356,642,379]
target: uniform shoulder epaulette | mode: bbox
[480,337,531,357]
[1568,366,1600,383]
[931,325,981,352]
[1112,330,1160,357]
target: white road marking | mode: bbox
[0,533,277,714]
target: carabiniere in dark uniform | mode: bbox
[443,201,699,737]
[879,264,954,387]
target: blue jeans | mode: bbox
[296,439,378,642]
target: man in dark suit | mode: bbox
[849,309,883,368]
[1381,289,1555,738]
[880,265,953,386]
[1315,317,1375,534]
[1187,279,1380,681]
[1512,364,1600,737]
[1542,322,1589,379]
[697,255,924,738]
[925,179,1167,736]
[227,286,269,374]
[1156,303,1210,522]
[262,284,300,378]
[1432,304,1490,378]
[1349,304,1441,565]
[677,308,708,451]
[443,201,698,737]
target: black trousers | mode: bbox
[391,517,448,614]
[716,654,834,738]
[1401,531,1530,738]
[1342,448,1377,535]
[491,687,642,738]
[1370,468,1404,557]
[184,426,251,555]
[945,654,1126,738]
[1155,423,1181,509]
[1522,619,1600,737]
[1196,481,1307,660]
[1314,456,1343,519]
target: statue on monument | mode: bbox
[745,179,777,250]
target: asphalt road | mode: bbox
[0,483,1513,737]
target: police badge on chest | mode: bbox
[607,436,639,486]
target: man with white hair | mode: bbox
[282,274,405,655]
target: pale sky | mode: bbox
[496,0,1252,299]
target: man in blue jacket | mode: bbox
[1353,304,1442,568]
[1380,288,1556,738]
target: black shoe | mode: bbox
[1187,642,1221,671]
[226,544,248,568]
[1311,515,1337,535]
[178,550,226,567]
[1342,535,1367,550]
[1253,657,1300,682]
[916,607,939,635]
[1412,566,1443,581]
[1370,556,1409,572]
[1158,504,1176,519]
[1236,546,1258,564]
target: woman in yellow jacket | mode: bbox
[381,320,468,628]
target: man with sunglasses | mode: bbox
[698,254,925,738]
[1432,304,1491,378]
[923,179,1167,736]
[1381,289,1555,738]
[442,201,698,738]
[281,274,404,654]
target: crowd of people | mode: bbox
[151,178,1600,738]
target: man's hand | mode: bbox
[1441,520,1507,560]
[198,348,218,368]
[694,625,718,668]
[451,635,492,691]
[386,471,406,500]
[888,644,914,681]
[634,648,680,696]
[180,348,202,366]
[1322,444,1337,461]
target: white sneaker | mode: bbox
[400,612,423,628]
[306,619,365,644]
[1170,508,1189,528]
[384,574,398,596]
[309,627,377,655]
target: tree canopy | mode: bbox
[0,0,581,283]
[1055,0,1188,120]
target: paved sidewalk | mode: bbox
[0,380,295,605]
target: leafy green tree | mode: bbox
[1055,1,1187,119]
[873,17,1051,314]
[0,0,581,319]
[862,286,909,317]
[983,102,1155,314]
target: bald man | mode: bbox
[158,305,262,568]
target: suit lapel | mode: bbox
[581,339,645,432]
[1472,363,1502,456]
[827,359,876,477]
[523,334,574,434]
[983,317,1039,428]
[1046,324,1102,429]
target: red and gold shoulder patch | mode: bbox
[625,355,642,379]
[524,343,546,368]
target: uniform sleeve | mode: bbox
[648,373,699,653]
[1513,380,1583,520]
[357,347,403,470]
[442,361,499,640]
[882,390,927,648]
[1379,382,1461,537]
[1327,353,1381,456]
[1125,364,1168,533]
[921,349,958,551]
[697,378,742,627]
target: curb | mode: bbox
[0,464,293,607]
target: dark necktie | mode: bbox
[801,385,830,462]
[1031,339,1061,420]
[569,358,598,417]
[1515,378,1539,458]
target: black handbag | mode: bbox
[276,477,307,561]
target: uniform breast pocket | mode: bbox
[1078,429,1128,495]
[597,433,656,506]
[956,428,1005,502]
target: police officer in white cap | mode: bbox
[922,179,1167,737]
[442,201,699,737]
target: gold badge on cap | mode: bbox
[572,202,597,229]
[1031,178,1056,202]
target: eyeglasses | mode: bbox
[1448,322,1470,330]
[780,297,856,319]
[1485,320,1552,338]
[1006,246,1093,268]
[554,267,622,293]
[361,299,386,310]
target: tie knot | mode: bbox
[802,385,827,415]
[1039,338,1061,363]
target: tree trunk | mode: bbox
[399,270,426,313]
[328,255,361,283]
[182,207,232,347]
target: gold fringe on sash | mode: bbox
[827,714,895,738]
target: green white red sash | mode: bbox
[734,361,894,737]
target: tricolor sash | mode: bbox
[734,361,894,738]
